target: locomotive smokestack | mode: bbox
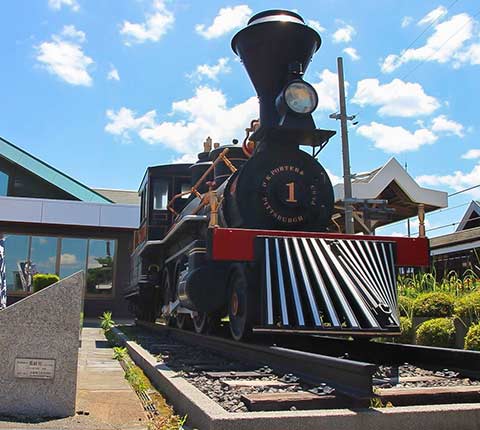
[232,10,321,139]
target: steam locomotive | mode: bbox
[125,10,429,340]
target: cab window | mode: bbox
[153,179,169,210]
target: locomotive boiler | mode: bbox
[126,10,429,340]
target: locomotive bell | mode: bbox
[232,10,325,142]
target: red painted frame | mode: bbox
[209,227,429,267]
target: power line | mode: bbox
[400,0,460,54]
[400,7,480,81]
[449,183,480,197]
[393,0,462,82]
[344,0,461,111]
[345,1,468,124]
[377,200,471,231]
[411,214,480,236]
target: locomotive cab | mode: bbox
[135,164,192,246]
[127,163,193,319]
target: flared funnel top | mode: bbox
[232,10,322,130]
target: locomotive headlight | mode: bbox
[284,81,318,114]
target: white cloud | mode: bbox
[462,149,480,159]
[188,57,231,81]
[120,0,174,45]
[418,6,448,26]
[401,16,413,28]
[352,78,439,117]
[36,25,93,86]
[381,13,475,72]
[107,65,120,81]
[105,86,258,155]
[311,69,348,112]
[61,24,85,42]
[172,153,198,164]
[357,121,437,153]
[416,164,480,198]
[332,23,356,43]
[48,0,79,12]
[454,43,480,66]
[431,114,464,137]
[60,253,78,265]
[325,168,342,185]
[105,107,156,141]
[343,47,360,61]
[307,19,326,33]
[195,5,252,39]
[48,253,78,265]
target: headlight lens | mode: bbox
[284,81,318,114]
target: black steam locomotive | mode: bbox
[125,10,429,340]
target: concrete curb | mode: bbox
[111,327,480,430]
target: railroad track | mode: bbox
[128,321,480,412]
[136,321,375,401]
[269,334,480,378]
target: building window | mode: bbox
[153,179,169,210]
[86,239,116,296]
[4,235,30,292]
[0,170,8,196]
[59,238,88,279]
[30,236,58,276]
[3,234,116,299]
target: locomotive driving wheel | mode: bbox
[228,264,254,341]
[192,312,209,333]
[192,312,221,334]
[176,313,192,330]
[174,260,193,330]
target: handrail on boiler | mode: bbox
[166,148,236,216]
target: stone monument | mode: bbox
[0,271,84,418]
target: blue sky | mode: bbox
[1,0,480,237]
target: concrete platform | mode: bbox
[0,325,147,430]
[112,327,480,430]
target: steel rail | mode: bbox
[137,321,377,399]
[272,335,480,378]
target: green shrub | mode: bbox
[397,316,414,343]
[100,311,115,332]
[32,274,60,292]
[455,291,480,324]
[416,318,455,348]
[399,296,414,317]
[113,346,127,361]
[412,292,454,318]
[464,323,480,351]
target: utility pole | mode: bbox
[330,57,355,234]
[405,161,411,237]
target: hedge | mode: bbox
[454,291,480,324]
[32,274,60,292]
[412,292,454,318]
[416,317,455,348]
[464,323,480,351]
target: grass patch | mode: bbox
[111,324,187,430]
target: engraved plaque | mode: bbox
[15,358,55,380]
